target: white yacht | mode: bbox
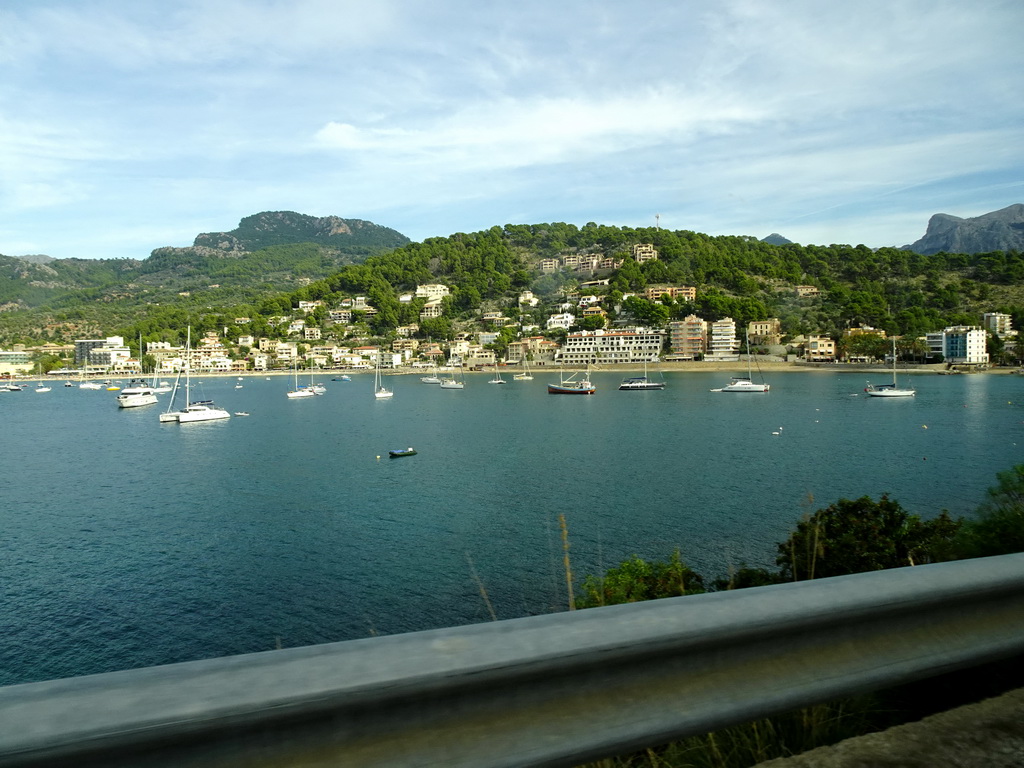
[116,380,159,408]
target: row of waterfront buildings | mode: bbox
[1,313,1006,376]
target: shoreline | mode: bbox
[21,361,1017,382]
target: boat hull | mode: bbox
[178,403,231,422]
[711,377,769,393]
[866,388,915,397]
[117,389,159,408]
[547,384,596,395]
[619,378,665,391]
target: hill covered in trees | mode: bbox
[2,217,1023,349]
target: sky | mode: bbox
[1,0,1023,261]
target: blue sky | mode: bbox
[1,0,1022,260]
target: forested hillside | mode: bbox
[2,221,1022,349]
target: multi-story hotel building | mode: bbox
[926,326,989,365]
[706,318,740,359]
[982,312,1014,338]
[668,315,707,359]
[557,328,664,365]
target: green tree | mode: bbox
[955,464,1024,558]
[577,314,607,331]
[777,496,961,581]
[575,550,705,608]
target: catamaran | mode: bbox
[711,335,769,393]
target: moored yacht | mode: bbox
[116,380,159,408]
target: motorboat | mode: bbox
[116,380,159,408]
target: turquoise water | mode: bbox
[1,370,1021,685]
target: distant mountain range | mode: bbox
[902,204,1024,255]
[0,212,410,311]
[758,205,1024,254]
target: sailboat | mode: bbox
[159,369,183,423]
[374,352,393,399]
[78,365,103,390]
[513,359,534,381]
[711,335,769,393]
[33,363,51,392]
[618,359,665,390]
[488,362,506,384]
[286,359,316,399]
[547,365,596,394]
[865,339,916,397]
[420,364,441,384]
[438,363,465,389]
[176,328,231,423]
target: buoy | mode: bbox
[922,425,928,429]
[375,455,380,461]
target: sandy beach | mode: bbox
[23,360,1016,385]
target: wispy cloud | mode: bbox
[0,0,1022,258]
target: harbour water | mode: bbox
[1,370,1020,686]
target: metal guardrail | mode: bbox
[2,553,1024,768]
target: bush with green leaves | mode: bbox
[575,550,705,609]
[776,495,961,581]
[955,464,1024,558]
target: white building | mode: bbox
[557,328,664,365]
[706,318,740,360]
[546,312,575,330]
[926,326,989,364]
[982,312,1014,338]
[415,284,450,302]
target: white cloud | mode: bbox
[1,0,1022,258]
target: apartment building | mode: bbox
[706,318,740,360]
[668,315,707,359]
[927,326,989,364]
[645,285,697,303]
[557,328,663,365]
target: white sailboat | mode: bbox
[374,353,393,399]
[711,335,769,393]
[159,369,183,423]
[170,328,231,423]
[78,365,103,390]
[286,359,316,399]
[865,339,916,397]
[33,363,51,392]
[420,364,441,383]
[488,362,506,384]
[438,363,465,389]
[618,359,665,390]
[512,359,534,381]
